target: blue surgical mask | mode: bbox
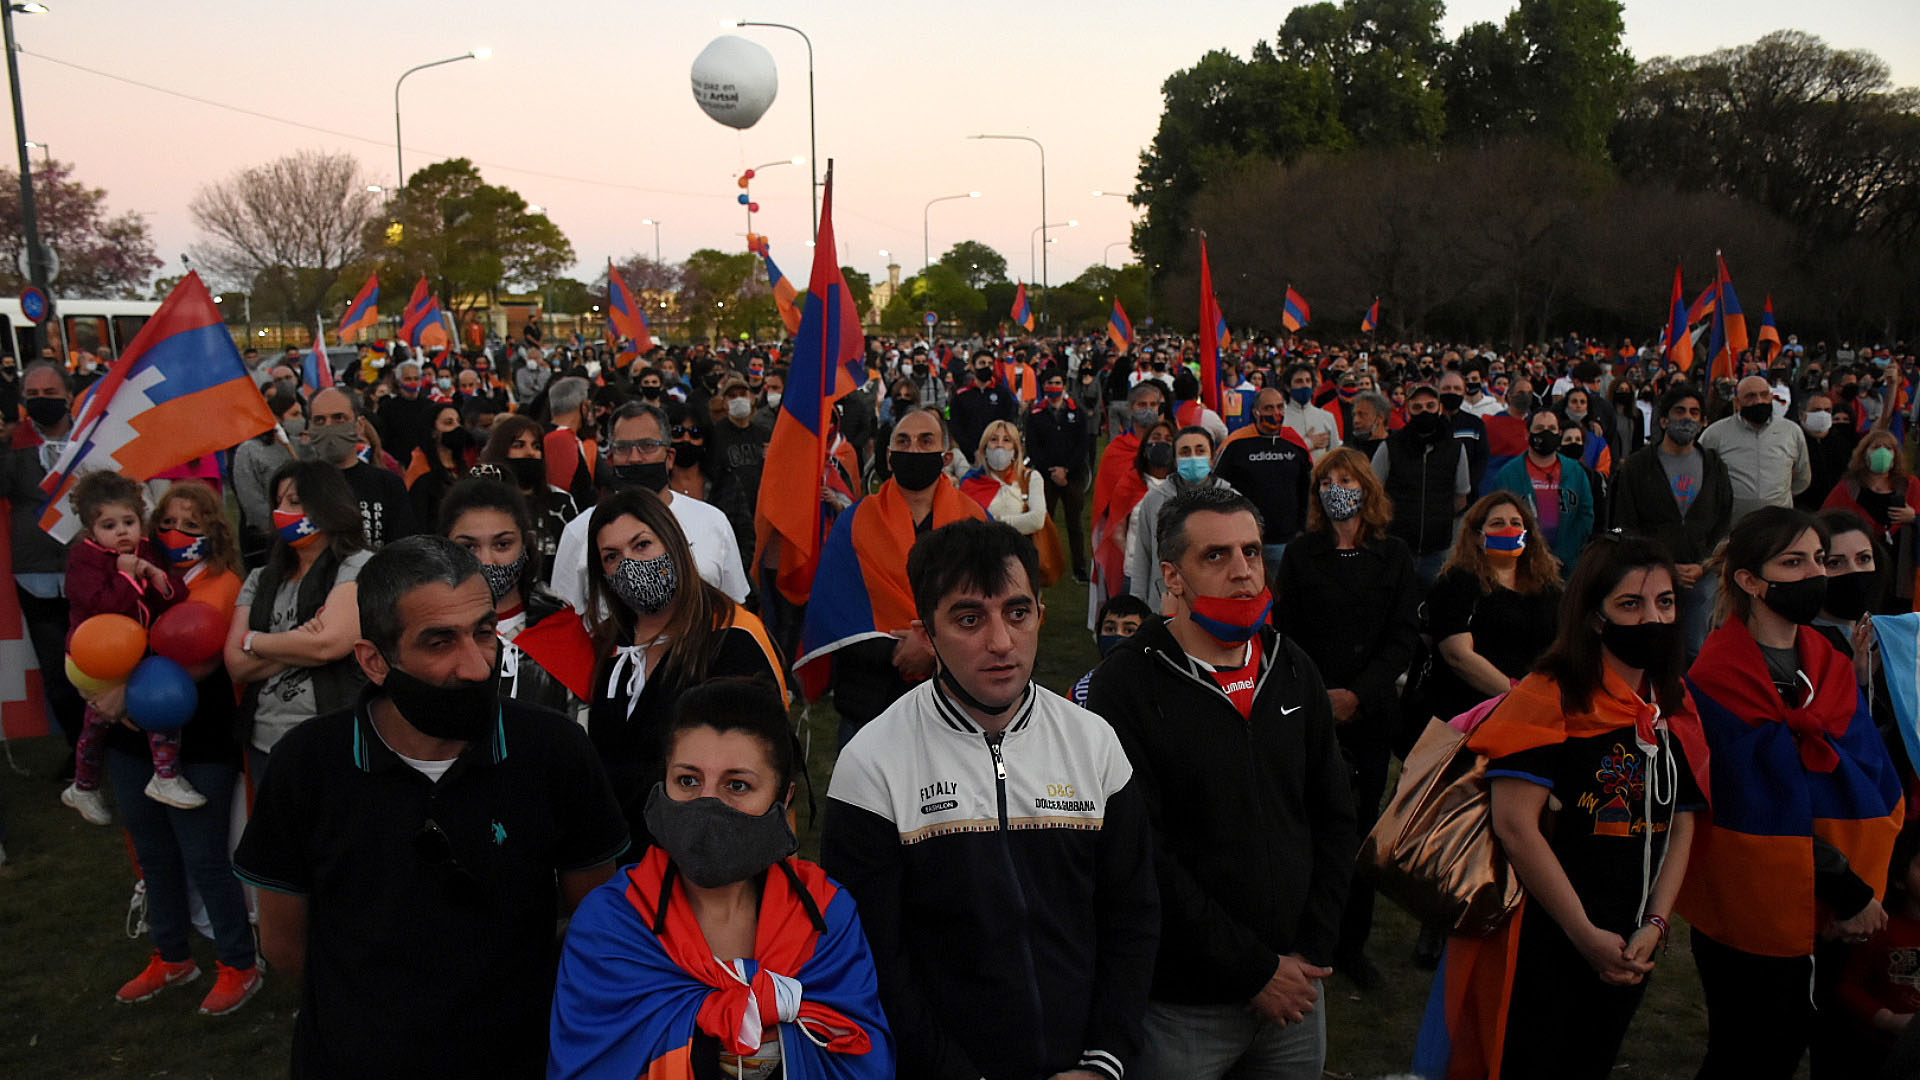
[1097,633,1127,658]
[1289,386,1312,405]
[1176,456,1211,485]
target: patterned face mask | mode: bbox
[479,551,528,599]
[606,553,678,615]
[1318,483,1364,522]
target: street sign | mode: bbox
[923,311,938,327]
[18,286,47,324]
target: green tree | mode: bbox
[540,277,592,315]
[937,241,1009,288]
[840,266,873,314]
[368,158,574,319]
[908,263,987,329]
[679,249,760,342]
[1508,0,1634,156]
[1276,0,1448,147]
[1439,21,1528,144]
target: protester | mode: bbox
[661,399,713,502]
[1283,362,1341,463]
[1088,485,1356,1080]
[478,413,578,564]
[403,401,474,528]
[823,519,1158,1080]
[543,375,600,511]
[1213,386,1314,574]
[551,678,894,1079]
[103,480,261,1015]
[233,536,628,1079]
[1372,384,1472,582]
[1612,385,1732,659]
[1130,425,1234,612]
[1681,506,1905,1079]
[1821,430,1920,609]
[4,362,86,755]
[1274,447,1419,988]
[1835,824,1920,1078]
[1493,409,1597,569]
[1072,593,1153,707]
[708,374,772,581]
[1028,369,1092,580]
[1438,369,1490,500]
[1090,382,1169,613]
[298,387,419,546]
[1421,492,1563,722]
[233,389,300,566]
[223,460,370,775]
[582,489,786,846]
[1700,374,1813,524]
[960,419,1047,537]
[1798,389,1857,513]
[950,352,1020,465]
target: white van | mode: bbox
[0,297,163,362]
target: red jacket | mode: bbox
[64,536,187,641]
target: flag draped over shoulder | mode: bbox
[605,263,657,356]
[1010,282,1034,332]
[1198,238,1225,414]
[37,272,277,542]
[754,169,868,613]
[399,274,450,349]
[548,849,893,1080]
[337,273,380,341]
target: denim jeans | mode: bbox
[106,750,255,969]
[1139,991,1328,1080]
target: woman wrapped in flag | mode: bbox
[1680,507,1904,1079]
[550,678,893,1080]
[1415,533,1706,1079]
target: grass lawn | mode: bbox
[0,499,1729,1079]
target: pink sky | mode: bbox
[14,0,1918,296]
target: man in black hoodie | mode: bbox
[1086,485,1355,1080]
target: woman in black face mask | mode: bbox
[1685,506,1904,1079]
[663,400,712,501]
[404,404,473,529]
[1443,532,1705,1079]
[582,491,789,847]
[550,677,895,1078]
[477,414,577,565]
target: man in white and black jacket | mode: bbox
[822,519,1159,1080]
[1085,485,1356,1080]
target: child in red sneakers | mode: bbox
[59,471,197,825]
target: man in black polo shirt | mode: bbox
[233,536,628,1079]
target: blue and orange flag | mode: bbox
[1360,297,1380,334]
[754,166,868,608]
[36,273,277,541]
[1758,294,1781,360]
[1662,262,1694,372]
[754,239,803,335]
[336,272,379,342]
[399,274,450,349]
[605,262,657,357]
[1281,285,1311,333]
[1706,253,1747,381]
[1197,237,1225,413]
[1107,299,1133,354]
[304,318,334,392]
[1010,281,1034,332]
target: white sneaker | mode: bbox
[145,773,207,810]
[62,783,112,825]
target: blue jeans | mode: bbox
[106,750,255,969]
[1139,990,1328,1080]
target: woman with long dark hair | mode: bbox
[479,413,577,564]
[1423,492,1564,723]
[404,401,475,528]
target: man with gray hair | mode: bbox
[376,359,436,465]
[234,535,627,1079]
[544,375,597,509]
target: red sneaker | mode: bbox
[115,951,200,1003]
[197,962,263,1016]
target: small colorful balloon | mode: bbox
[69,614,147,682]
[738,193,750,205]
[126,656,198,733]
[748,202,760,213]
[64,655,116,695]
[151,601,226,666]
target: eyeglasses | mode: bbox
[413,817,479,891]
[669,425,704,440]
[609,438,669,457]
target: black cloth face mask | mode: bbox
[890,450,944,491]
[381,657,499,742]
[643,783,795,888]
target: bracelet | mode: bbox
[1643,913,1671,943]
[242,631,259,657]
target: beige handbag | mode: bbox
[1358,707,1525,937]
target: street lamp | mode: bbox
[393,47,491,190]
[741,157,802,235]
[923,191,982,271]
[1028,220,1076,286]
[640,218,662,263]
[23,139,47,161]
[970,134,1048,320]
[1091,189,1129,199]
[4,1,51,353]
[735,20,819,243]
[1104,241,1130,267]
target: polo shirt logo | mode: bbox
[491,821,508,845]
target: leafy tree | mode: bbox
[0,160,160,299]
[367,158,574,320]
[678,249,760,342]
[189,151,378,321]
[1276,0,1448,147]
[937,241,1009,288]
[840,266,873,315]
[1440,21,1528,143]
[541,277,593,315]
[1508,0,1634,157]
[908,264,986,328]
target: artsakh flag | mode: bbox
[304,318,335,391]
[36,272,277,542]
[1757,294,1781,361]
[1361,298,1380,334]
[398,274,450,349]
[605,262,656,356]
[1107,299,1133,354]
[1662,262,1694,372]
[1010,282,1034,332]
[1281,285,1310,333]
[0,513,49,737]
[754,166,869,607]
[1197,237,1224,413]
[336,272,380,342]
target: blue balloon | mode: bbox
[127,655,198,732]
[737,193,750,205]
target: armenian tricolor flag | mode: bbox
[398,274,450,349]
[304,318,334,392]
[336,273,380,342]
[1011,281,1034,332]
[1281,285,1310,333]
[606,261,657,357]
[1107,298,1133,354]
[36,273,277,541]
[1360,297,1380,334]
[754,167,869,614]
[1197,237,1225,413]
[1662,263,1694,372]
[1705,253,1747,381]
[1757,294,1781,361]
[761,244,803,335]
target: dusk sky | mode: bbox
[13,0,1918,295]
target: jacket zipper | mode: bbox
[985,731,1046,1064]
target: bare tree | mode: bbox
[190,151,379,322]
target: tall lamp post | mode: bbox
[393,47,491,189]
[1104,241,1130,267]
[735,20,818,243]
[740,157,803,237]
[640,218,662,263]
[970,134,1047,320]
[923,191,981,271]
[1028,220,1077,286]
[4,2,51,353]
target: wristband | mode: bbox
[1644,913,1671,943]
[242,631,259,657]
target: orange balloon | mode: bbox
[69,613,148,681]
[737,175,752,189]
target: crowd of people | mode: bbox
[4,324,1920,1079]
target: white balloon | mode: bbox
[690,36,779,131]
